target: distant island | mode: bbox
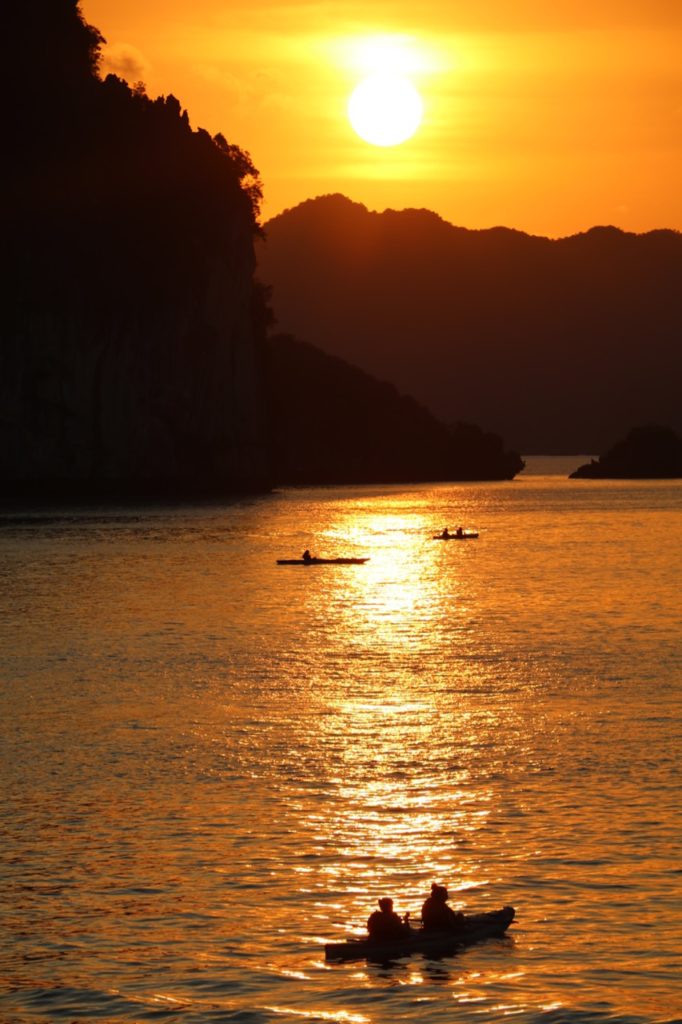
[268,335,524,484]
[257,194,682,455]
[570,425,682,479]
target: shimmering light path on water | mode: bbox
[1,468,681,1024]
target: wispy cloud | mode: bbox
[101,43,151,84]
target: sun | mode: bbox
[348,72,424,147]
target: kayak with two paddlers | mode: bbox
[433,526,479,540]
[325,884,515,962]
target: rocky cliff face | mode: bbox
[2,228,269,495]
[2,2,270,497]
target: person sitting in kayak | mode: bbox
[367,898,410,941]
[421,883,464,932]
[440,528,451,539]
[302,549,312,562]
[455,526,464,538]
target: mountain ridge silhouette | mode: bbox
[257,194,682,453]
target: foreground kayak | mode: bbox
[325,906,515,962]
[277,557,369,565]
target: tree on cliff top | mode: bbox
[6,0,264,320]
[5,0,104,90]
[5,0,262,217]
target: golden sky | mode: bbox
[82,0,682,236]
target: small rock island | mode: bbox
[570,425,682,479]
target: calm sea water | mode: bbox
[1,461,681,1024]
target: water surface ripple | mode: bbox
[1,472,681,1023]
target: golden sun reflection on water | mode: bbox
[265,1008,371,1023]
[2,480,681,1023]
[304,651,500,932]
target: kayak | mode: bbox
[277,557,370,565]
[433,533,479,540]
[325,906,515,962]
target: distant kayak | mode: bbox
[325,906,515,962]
[433,532,479,540]
[277,557,369,565]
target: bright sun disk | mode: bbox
[348,72,423,147]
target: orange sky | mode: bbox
[82,0,682,237]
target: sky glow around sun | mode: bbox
[82,0,682,236]
[345,36,429,146]
[350,34,430,75]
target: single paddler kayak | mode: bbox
[277,557,369,565]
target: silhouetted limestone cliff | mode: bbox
[257,194,682,454]
[2,2,270,498]
[267,335,524,484]
[570,425,682,478]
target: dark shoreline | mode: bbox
[0,482,273,510]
